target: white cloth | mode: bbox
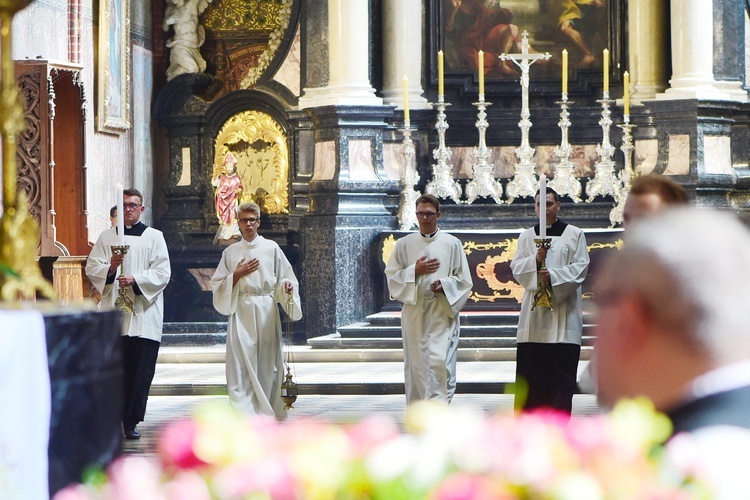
[211,236,302,420]
[510,224,589,344]
[0,309,50,500]
[86,226,171,342]
[385,230,473,403]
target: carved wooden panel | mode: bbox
[15,60,88,257]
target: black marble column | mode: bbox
[45,309,123,497]
[713,0,745,86]
[295,105,401,338]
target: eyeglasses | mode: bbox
[123,203,142,210]
[238,217,259,225]
[416,211,438,219]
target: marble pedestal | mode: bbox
[44,308,123,496]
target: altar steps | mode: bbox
[306,311,597,350]
[152,313,594,397]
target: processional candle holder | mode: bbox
[609,116,636,226]
[586,92,618,201]
[280,293,298,410]
[464,95,504,204]
[548,93,582,202]
[397,122,421,230]
[111,245,136,315]
[426,95,462,203]
[532,238,554,310]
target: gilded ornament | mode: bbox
[211,110,289,236]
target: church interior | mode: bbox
[3,0,750,497]
[7,0,750,336]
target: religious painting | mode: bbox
[97,0,131,134]
[432,0,616,85]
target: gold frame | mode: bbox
[97,0,131,134]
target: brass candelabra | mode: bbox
[111,245,136,315]
[532,238,554,310]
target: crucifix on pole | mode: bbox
[502,31,551,203]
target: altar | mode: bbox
[377,227,622,314]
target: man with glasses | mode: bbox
[510,187,589,415]
[86,188,171,439]
[210,202,302,420]
[385,194,473,404]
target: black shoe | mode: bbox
[124,425,141,440]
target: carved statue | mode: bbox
[163,0,213,81]
[212,152,243,241]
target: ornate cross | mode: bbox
[502,31,551,202]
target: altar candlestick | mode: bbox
[438,50,444,96]
[402,76,410,122]
[478,50,484,95]
[562,49,568,95]
[623,71,630,115]
[603,49,609,92]
[539,174,547,238]
[116,183,124,245]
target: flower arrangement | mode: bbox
[55,399,723,499]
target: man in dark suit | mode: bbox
[593,206,750,435]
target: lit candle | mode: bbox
[437,50,444,96]
[623,71,630,115]
[116,183,124,245]
[478,50,484,95]
[539,174,546,238]
[562,49,568,95]
[402,75,410,122]
[603,48,609,93]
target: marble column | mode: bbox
[628,0,669,101]
[298,0,382,108]
[656,0,737,101]
[382,0,430,111]
[712,0,748,101]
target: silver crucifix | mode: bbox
[501,31,551,202]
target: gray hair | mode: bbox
[238,202,261,218]
[605,207,750,363]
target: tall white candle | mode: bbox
[539,174,546,238]
[116,183,125,245]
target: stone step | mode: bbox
[150,360,593,397]
[157,345,593,364]
[308,334,596,350]
[336,323,519,338]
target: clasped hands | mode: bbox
[109,253,136,289]
[536,246,551,284]
[416,256,443,294]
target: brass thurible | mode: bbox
[280,292,298,409]
[111,245,136,315]
[532,238,554,310]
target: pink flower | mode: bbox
[159,419,207,470]
[346,414,400,456]
[52,484,95,500]
[432,473,511,500]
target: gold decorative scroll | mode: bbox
[381,234,396,266]
[212,110,289,214]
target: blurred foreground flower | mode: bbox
[55,398,726,499]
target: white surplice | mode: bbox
[385,230,473,403]
[86,226,171,341]
[510,222,589,344]
[211,236,302,420]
